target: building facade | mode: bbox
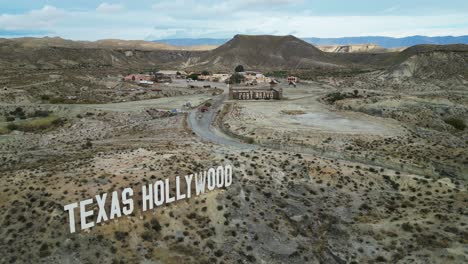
[123,74,153,82]
[229,86,282,100]
[287,76,299,83]
[156,70,187,79]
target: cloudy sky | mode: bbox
[1,0,467,40]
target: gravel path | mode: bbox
[187,87,256,149]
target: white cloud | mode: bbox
[151,0,302,17]
[382,5,400,14]
[0,3,467,40]
[0,5,65,30]
[96,3,125,13]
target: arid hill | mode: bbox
[0,37,202,71]
[383,44,468,79]
[0,37,215,51]
[1,36,467,80]
[318,44,405,53]
[182,34,341,71]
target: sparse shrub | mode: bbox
[39,243,51,258]
[235,65,245,72]
[13,116,64,132]
[246,255,256,262]
[6,123,18,131]
[359,203,371,211]
[49,97,67,104]
[444,117,466,130]
[149,218,161,232]
[6,116,14,122]
[326,92,346,104]
[188,73,199,80]
[375,256,387,262]
[401,222,413,232]
[229,73,245,84]
[114,231,128,241]
[141,231,153,241]
[32,110,50,118]
[214,250,223,257]
[82,140,93,149]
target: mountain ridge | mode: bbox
[182,34,340,71]
[154,35,468,48]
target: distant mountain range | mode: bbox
[154,35,468,48]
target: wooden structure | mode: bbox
[229,85,282,100]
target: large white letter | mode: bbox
[195,171,206,195]
[207,168,216,191]
[142,184,153,211]
[122,188,134,216]
[165,178,175,204]
[176,176,186,201]
[95,193,108,224]
[64,202,78,233]
[80,199,94,230]
[225,165,233,187]
[216,166,224,188]
[185,174,193,198]
[109,191,122,219]
[154,180,165,206]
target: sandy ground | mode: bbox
[225,82,405,139]
[89,93,212,112]
[228,97,404,136]
[0,76,466,264]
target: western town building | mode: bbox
[287,76,299,84]
[123,74,153,82]
[156,70,187,79]
[198,73,231,83]
[229,85,282,100]
[240,71,271,84]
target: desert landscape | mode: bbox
[0,33,467,264]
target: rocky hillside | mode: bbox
[2,36,467,79]
[0,37,201,71]
[0,37,216,51]
[384,44,468,79]
[182,34,341,71]
[318,44,396,53]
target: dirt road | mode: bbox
[187,86,256,149]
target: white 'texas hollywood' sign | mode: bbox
[64,165,233,233]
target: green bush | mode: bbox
[326,92,347,104]
[0,127,9,135]
[6,123,18,131]
[444,117,466,130]
[149,218,161,232]
[49,97,67,104]
[235,65,244,72]
[32,110,50,118]
[229,73,245,84]
[7,116,64,132]
[188,73,199,80]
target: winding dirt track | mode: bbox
[186,85,439,177]
[187,87,255,149]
